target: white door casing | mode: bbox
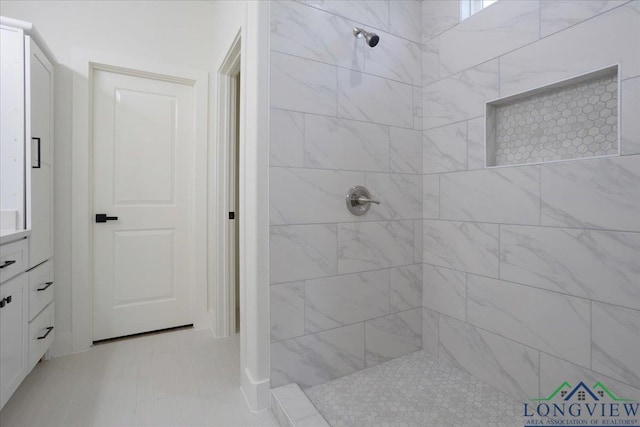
[92,66,195,341]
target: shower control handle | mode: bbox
[346,186,381,216]
[357,197,380,205]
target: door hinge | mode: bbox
[229,212,235,220]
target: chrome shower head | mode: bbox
[353,27,379,48]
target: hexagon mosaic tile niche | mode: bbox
[486,66,618,167]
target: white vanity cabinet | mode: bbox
[0,16,55,411]
[0,250,29,410]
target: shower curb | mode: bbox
[270,383,330,427]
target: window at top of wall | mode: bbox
[460,0,498,21]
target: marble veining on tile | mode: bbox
[270,167,365,225]
[540,0,628,38]
[305,270,390,333]
[271,281,305,342]
[621,76,640,155]
[338,220,414,274]
[423,220,500,278]
[270,323,365,389]
[500,4,640,96]
[270,224,337,284]
[438,315,540,401]
[271,0,364,71]
[305,349,522,427]
[440,166,541,225]
[390,264,423,312]
[423,264,467,321]
[390,127,422,174]
[422,175,440,220]
[467,274,591,368]
[271,51,337,116]
[541,155,640,232]
[423,60,499,129]
[500,225,640,311]
[304,114,389,172]
[439,0,539,77]
[423,122,468,174]
[364,173,422,220]
[305,0,390,32]
[592,302,640,389]
[364,308,422,367]
[338,68,414,128]
[540,353,640,403]
[270,108,304,168]
[389,0,422,43]
[364,29,421,85]
[467,116,486,170]
[422,307,439,356]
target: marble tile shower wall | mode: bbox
[420,0,640,402]
[268,0,424,389]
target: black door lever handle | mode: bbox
[96,214,119,223]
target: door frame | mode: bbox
[214,34,241,338]
[71,49,209,352]
[210,1,271,411]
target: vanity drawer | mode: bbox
[28,302,54,372]
[28,259,53,321]
[0,239,28,284]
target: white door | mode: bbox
[92,67,195,341]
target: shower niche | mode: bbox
[485,65,619,167]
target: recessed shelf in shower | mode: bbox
[485,65,619,167]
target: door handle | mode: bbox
[37,281,54,292]
[0,260,17,269]
[37,326,54,340]
[0,295,12,308]
[32,137,41,168]
[95,214,119,223]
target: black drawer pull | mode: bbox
[37,326,54,340]
[0,260,17,269]
[1,296,13,308]
[37,281,54,291]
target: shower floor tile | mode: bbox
[304,350,523,427]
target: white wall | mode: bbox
[0,1,217,357]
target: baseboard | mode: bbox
[241,367,271,412]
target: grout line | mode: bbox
[464,272,468,322]
[271,48,421,88]
[421,262,640,314]
[270,106,420,133]
[274,305,424,347]
[300,0,421,44]
[539,164,543,225]
[589,300,593,370]
[498,224,501,279]
[420,217,640,235]
[538,351,542,398]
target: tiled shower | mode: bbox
[268,0,640,423]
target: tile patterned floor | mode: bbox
[304,350,523,427]
[0,328,277,427]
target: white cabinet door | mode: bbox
[0,273,28,410]
[27,38,54,269]
[0,25,25,229]
[92,67,195,341]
